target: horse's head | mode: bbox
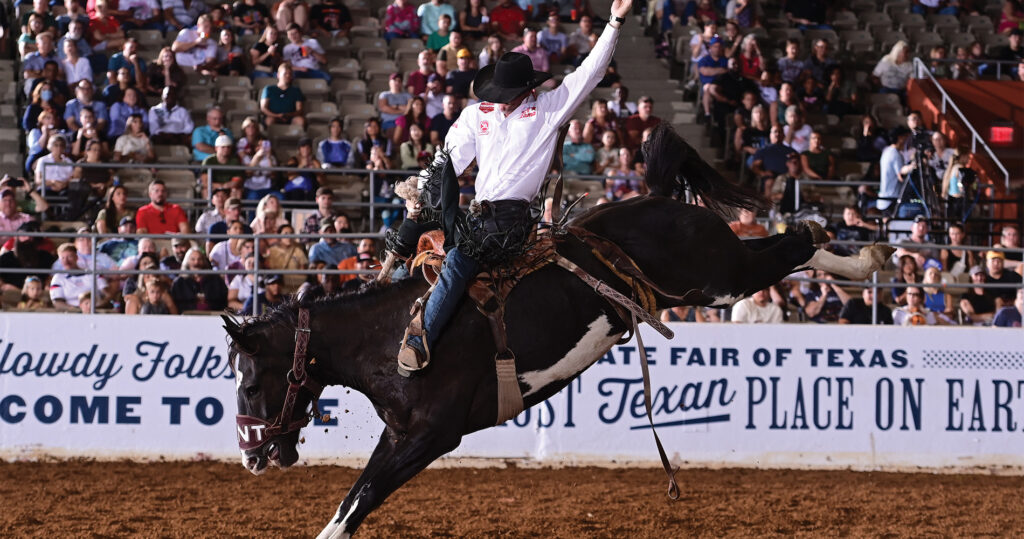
[224,311,318,475]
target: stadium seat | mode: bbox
[225,99,261,124]
[128,29,164,52]
[878,30,908,51]
[984,33,1010,52]
[0,128,19,143]
[340,102,376,120]
[332,78,368,103]
[268,124,305,146]
[967,18,994,38]
[805,28,839,50]
[860,12,892,34]
[896,13,926,35]
[296,78,329,101]
[361,58,398,79]
[254,77,278,99]
[349,16,381,37]
[389,38,425,55]
[352,37,387,61]
[883,0,910,17]
[948,32,977,50]
[913,31,945,55]
[183,94,215,115]
[306,101,340,124]
[307,124,330,141]
[215,75,254,101]
[329,58,361,80]
[154,145,192,164]
[830,10,858,32]
[155,169,198,188]
[849,0,876,14]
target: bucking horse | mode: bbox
[223,125,893,538]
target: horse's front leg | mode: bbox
[317,427,462,539]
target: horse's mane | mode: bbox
[642,123,768,214]
[238,277,423,336]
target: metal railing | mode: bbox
[911,57,1011,189]
[919,57,1022,81]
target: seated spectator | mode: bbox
[130,277,178,315]
[927,44,951,78]
[696,37,728,118]
[17,276,53,311]
[24,78,68,133]
[95,184,134,234]
[172,14,218,73]
[422,73,445,118]
[706,58,756,126]
[995,224,1022,271]
[340,252,378,291]
[283,23,329,80]
[0,222,56,291]
[730,288,783,323]
[539,12,569,64]
[823,67,858,117]
[227,253,259,312]
[797,76,824,113]
[419,0,456,37]
[71,140,114,196]
[839,286,893,324]
[241,274,287,315]
[200,135,243,195]
[171,247,228,311]
[266,224,309,292]
[489,0,526,41]
[407,51,436,95]
[102,66,136,108]
[732,91,760,131]
[0,186,33,233]
[145,47,187,99]
[336,238,377,283]
[69,107,111,162]
[148,86,193,145]
[792,269,848,323]
[194,187,229,238]
[429,94,459,146]
[250,26,283,79]
[119,237,158,272]
[855,115,887,166]
[961,264,996,324]
[88,0,126,54]
[384,0,421,42]
[460,0,488,40]
[737,35,763,81]
[394,96,430,145]
[106,38,146,89]
[893,286,946,325]
[604,147,643,200]
[112,113,155,165]
[61,39,93,88]
[26,108,64,174]
[34,135,74,196]
[23,32,61,97]
[192,106,232,162]
[161,237,191,272]
[928,132,955,181]
[64,81,109,135]
[607,85,636,119]
[691,0,719,25]
[623,96,660,151]
[283,137,323,200]
[806,39,837,85]
[399,124,435,170]
[97,215,139,265]
[583,99,619,145]
[108,87,148,138]
[50,243,110,311]
[922,265,954,320]
[562,120,595,175]
[120,0,163,30]
[235,116,262,161]
[163,0,210,33]
[938,222,976,276]
[354,118,394,167]
[594,130,620,174]
[800,131,834,180]
[735,103,769,169]
[232,0,271,35]
[426,14,453,52]
[445,49,477,100]
[782,106,812,153]
[309,218,357,267]
[251,194,288,235]
[58,0,91,36]
[243,136,279,199]
[298,187,337,237]
[750,125,793,191]
[19,13,49,60]
[768,151,817,214]
[479,35,506,69]
[318,118,354,168]
[260,63,307,129]
[832,205,878,256]
[136,179,189,234]
[890,254,921,305]
[207,197,252,249]
[985,250,1023,308]
[378,73,413,132]
[209,220,248,270]
[872,41,913,103]
[212,28,246,76]
[993,289,1023,327]
[777,38,807,84]
[310,0,352,38]
[728,208,768,238]
[274,0,311,33]
[769,81,801,128]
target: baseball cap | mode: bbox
[265,274,283,285]
[389,72,403,81]
[356,252,374,263]
[18,220,41,232]
[215,135,233,147]
[172,237,192,247]
[0,187,13,198]
[987,250,1006,260]
[889,125,911,139]
[319,217,335,231]
[212,186,230,196]
[298,136,313,147]
[456,48,472,59]
[225,197,242,209]
[913,214,928,223]
[119,215,135,226]
[709,35,723,46]
[427,73,441,83]
[969,264,984,275]
[922,258,942,271]
[1010,28,1022,37]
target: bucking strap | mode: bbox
[633,312,681,500]
[469,282,525,425]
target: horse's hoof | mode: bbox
[801,220,830,245]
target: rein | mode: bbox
[236,308,326,452]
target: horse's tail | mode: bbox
[642,123,768,214]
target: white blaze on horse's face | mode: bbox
[519,315,623,397]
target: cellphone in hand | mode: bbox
[262,140,271,150]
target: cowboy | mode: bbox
[395,0,632,374]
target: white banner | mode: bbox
[1,314,1022,471]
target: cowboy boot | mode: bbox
[397,300,430,377]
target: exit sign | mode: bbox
[989,123,1015,145]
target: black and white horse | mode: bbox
[224,125,891,538]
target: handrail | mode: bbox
[920,57,1021,80]
[911,57,1011,190]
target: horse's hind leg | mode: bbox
[317,428,461,539]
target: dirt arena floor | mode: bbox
[2,461,1023,538]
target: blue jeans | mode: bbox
[294,68,331,81]
[417,246,480,349]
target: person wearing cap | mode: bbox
[445,48,477,100]
[206,198,253,252]
[98,216,140,265]
[241,273,287,315]
[875,125,916,214]
[308,217,357,267]
[696,36,728,120]
[396,0,633,373]
[378,72,413,132]
[892,214,937,268]
[283,137,324,200]
[0,187,32,232]
[422,72,445,117]
[960,264,997,324]
[199,134,243,198]
[195,186,231,236]
[302,187,338,237]
[985,249,1022,307]
[283,23,330,81]
[768,149,813,214]
[191,106,233,162]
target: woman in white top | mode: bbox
[244,135,278,197]
[228,253,260,312]
[113,113,155,163]
[209,220,248,270]
[249,193,288,235]
[61,38,94,87]
[872,41,913,101]
[34,135,74,195]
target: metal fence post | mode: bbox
[368,169,376,232]
[252,234,260,316]
[871,269,878,325]
[90,233,97,314]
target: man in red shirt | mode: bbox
[489,0,526,41]
[136,179,189,234]
[623,95,660,150]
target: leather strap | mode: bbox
[469,282,525,424]
[633,312,681,500]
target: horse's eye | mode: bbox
[245,385,260,398]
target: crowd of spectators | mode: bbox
[0,0,1021,325]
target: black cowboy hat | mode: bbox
[472,52,552,104]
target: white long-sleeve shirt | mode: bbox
[441,25,620,202]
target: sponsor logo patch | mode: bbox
[517,106,537,119]
[479,120,490,135]
[479,102,495,113]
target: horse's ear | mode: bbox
[222,315,246,346]
[296,282,324,306]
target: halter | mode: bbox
[236,308,326,452]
